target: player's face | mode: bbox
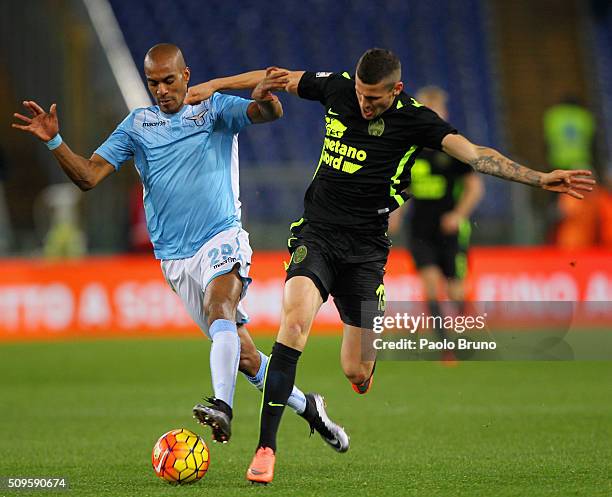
[145,62,190,114]
[355,76,403,120]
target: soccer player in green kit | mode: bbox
[186,48,594,483]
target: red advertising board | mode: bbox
[0,248,610,340]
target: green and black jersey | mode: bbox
[409,149,474,239]
[297,71,457,233]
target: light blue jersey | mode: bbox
[95,93,252,259]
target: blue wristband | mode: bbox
[46,134,63,150]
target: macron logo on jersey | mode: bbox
[142,121,167,127]
[212,256,237,270]
[135,109,170,129]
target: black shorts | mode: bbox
[409,222,471,279]
[285,219,390,328]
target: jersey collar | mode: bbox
[158,104,190,120]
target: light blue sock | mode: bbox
[209,319,240,408]
[243,350,307,414]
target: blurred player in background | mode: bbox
[544,96,595,172]
[12,43,347,451]
[186,48,595,484]
[544,96,599,248]
[389,86,484,361]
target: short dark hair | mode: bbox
[356,48,401,85]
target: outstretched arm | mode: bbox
[185,68,305,104]
[186,71,268,102]
[441,134,595,199]
[185,67,290,124]
[12,101,114,191]
[247,67,289,123]
[283,71,306,95]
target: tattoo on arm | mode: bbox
[469,147,542,186]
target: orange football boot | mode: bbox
[351,361,376,395]
[246,447,275,484]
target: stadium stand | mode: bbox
[588,1,612,176]
[108,0,508,233]
[109,0,501,162]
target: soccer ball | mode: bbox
[152,428,210,484]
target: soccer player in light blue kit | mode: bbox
[12,43,348,450]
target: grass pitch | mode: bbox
[0,336,610,496]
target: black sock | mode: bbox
[258,342,301,452]
[298,394,314,421]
